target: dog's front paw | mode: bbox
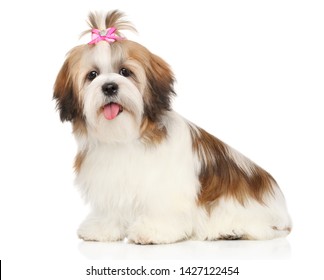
[127,219,188,245]
[77,218,124,242]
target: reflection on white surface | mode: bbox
[79,238,291,260]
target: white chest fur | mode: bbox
[76,112,199,219]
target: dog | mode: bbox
[53,10,291,244]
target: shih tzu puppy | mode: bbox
[54,10,291,244]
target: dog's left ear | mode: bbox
[53,59,81,122]
[144,53,176,121]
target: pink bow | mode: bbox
[88,27,123,45]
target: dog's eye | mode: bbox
[119,68,131,77]
[87,71,99,81]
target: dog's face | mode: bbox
[54,35,175,143]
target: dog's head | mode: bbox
[54,10,175,144]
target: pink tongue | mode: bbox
[103,103,120,120]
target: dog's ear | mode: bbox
[144,53,176,121]
[53,59,81,122]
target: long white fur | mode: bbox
[76,111,291,243]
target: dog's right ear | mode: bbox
[53,56,81,122]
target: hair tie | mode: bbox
[88,27,123,45]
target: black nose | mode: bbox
[102,82,119,96]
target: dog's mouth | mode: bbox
[103,102,124,120]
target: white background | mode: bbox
[0,0,323,279]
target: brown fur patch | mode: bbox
[53,46,85,122]
[140,117,167,145]
[72,118,87,136]
[121,40,176,122]
[144,52,175,122]
[190,125,275,206]
[74,150,87,173]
